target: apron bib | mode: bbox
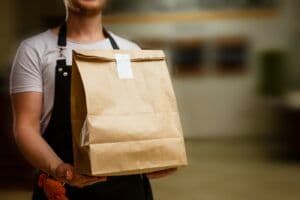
[32,23,153,200]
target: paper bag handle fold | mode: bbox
[73,50,165,62]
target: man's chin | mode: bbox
[71,1,106,15]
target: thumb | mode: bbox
[56,163,74,181]
[65,167,74,181]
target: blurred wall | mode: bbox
[0,1,16,73]
[108,0,297,138]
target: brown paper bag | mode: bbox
[71,49,188,176]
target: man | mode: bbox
[10,0,177,199]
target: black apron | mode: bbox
[32,23,153,200]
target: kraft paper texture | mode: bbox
[71,49,188,176]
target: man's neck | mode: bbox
[65,11,105,43]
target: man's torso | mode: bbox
[10,29,140,133]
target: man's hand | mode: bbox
[55,163,107,188]
[146,168,178,179]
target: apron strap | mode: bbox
[57,22,120,50]
[58,22,67,47]
[104,28,120,50]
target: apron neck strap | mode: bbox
[58,22,67,47]
[57,22,120,50]
[103,29,119,50]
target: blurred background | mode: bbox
[1,0,300,199]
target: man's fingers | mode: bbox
[71,179,106,188]
[69,175,107,188]
[54,163,108,188]
[148,168,177,176]
[65,168,74,181]
[96,176,107,182]
[81,178,107,187]
[147,168,178,179]
[80,176,107,184]
[147,173,168,179]
[56,164,73,176]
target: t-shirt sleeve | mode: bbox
[131,42,142,50]
[9,41,43,94]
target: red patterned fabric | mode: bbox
[38,173,68,200]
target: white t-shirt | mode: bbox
[10,29,140,134]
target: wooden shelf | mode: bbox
[104,9,278,24]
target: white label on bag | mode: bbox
[115,54,133,79]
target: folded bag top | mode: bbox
[73,50,165,62]
[71,49,188,176]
